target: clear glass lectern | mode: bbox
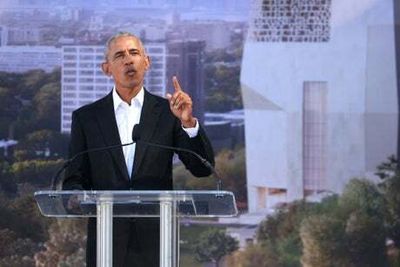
[34,190,238,267]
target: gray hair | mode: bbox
[104,32,146,61]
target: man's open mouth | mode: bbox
[125,68,136,75]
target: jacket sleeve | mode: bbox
[173,117,215,177]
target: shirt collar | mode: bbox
[112,86,145,112]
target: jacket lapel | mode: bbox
[132,90,162,177]
[95,92,130,181]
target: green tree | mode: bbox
[276,233,302,267]
[300,214,349,267]
[10,159,63,188]
[338,179,387,266]
[204,49,237,63]
[7,195,51,241]
[0,193,52,266]
[0,69,61,139]
[376,155,400,247]
[32,82,60,131]
[0,228,38,267]
[339,178,385,219]
[205,64,242,112]
[194,228,239,267]
[34,219,86,267]
[299,178,387,267]
[257,202,309,267]
[212,148,247,205]
[345,211,387,267]
[14,129,68,160]
[0,161,17,195]
[19,69,48,99]
[0,72,21,89]
[237,243,279,267]
[0,86,22,137]
[204,46,243,113]
[255,197,341,266]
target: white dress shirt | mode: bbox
[112,87,199,178]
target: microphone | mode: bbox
[50,140,135,190]
[132,124,223,191]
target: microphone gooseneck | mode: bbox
[50,141,135,190]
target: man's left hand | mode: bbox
[166,76,197,128]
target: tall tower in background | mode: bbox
[0,26,8,46]
[166,40,205,124]
[394,0,400,158]
[241,0,398,214]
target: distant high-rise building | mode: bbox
[61,43,166,133]
[7,27,40,45]
[166,40,205,123]
[241,0,398,213]
[0,26,8,46]
[0,46,61,72]
[394,0,400,158]
[89,15,104,32]
[168,21,232,51]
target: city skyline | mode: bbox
[0,0,250,21]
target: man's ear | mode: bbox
[145,55,151,70]
[101,62,111,76]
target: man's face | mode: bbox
[102,36,150,92]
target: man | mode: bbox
[63,32,214,266]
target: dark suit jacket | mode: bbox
[63,89,214,266]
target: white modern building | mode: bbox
[241,0,398,213]
[61,43,167,133]
[0,46,61,72]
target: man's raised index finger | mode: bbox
[173,76,183,92]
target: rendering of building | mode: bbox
[241,0,398,213]
[61,43,166,133]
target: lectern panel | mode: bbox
[34,190,238,218]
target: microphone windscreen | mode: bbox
[132,124,141,142]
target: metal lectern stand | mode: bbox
[34,190,238,267]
